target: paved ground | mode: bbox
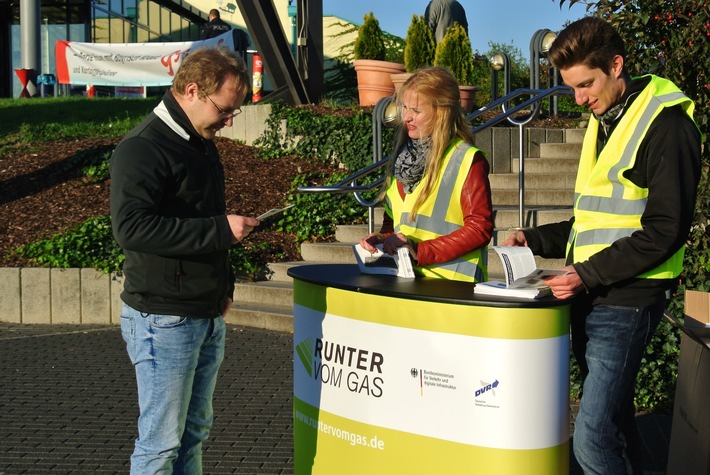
[0,322,672,474]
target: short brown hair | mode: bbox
[548,17,626,74]
[172,46,249,99]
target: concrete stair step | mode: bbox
[492,207,572,229]
[327,210,573,239]
[511,157,580,174]
[267,261,318,282]
[564,128,586,144]
[492,189,574,207]
[539,142,582,158]
[226,301,293,332]
[300,241,357,263]
[489,173,576,190]
[234,280,293,307]
[335,224,381,244]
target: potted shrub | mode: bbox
[433,22,478,112]
[353,12,405,105]
[404,14,436,72]
[392,14,437,91]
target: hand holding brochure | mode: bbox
[256,204,294,227]
[493,246,567,288]
[474,246,568,299]
[352,243,415,278]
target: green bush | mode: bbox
[383,31,405,65]
[404,15,436,73]
[229,241,274,281]
[69,145,115,183]
[13,216,124,273]
[254,101,394,172]
[470,42,530,108]
[353,12,386,61]
[433,22,475,85]
[12,213,280,281]
[279,172,369,241]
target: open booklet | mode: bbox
[474,246,568,299]
[352,243,416,279]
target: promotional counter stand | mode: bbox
[288,264,571,475]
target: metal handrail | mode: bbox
[298,85,574,231]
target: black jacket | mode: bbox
[523,76,701,306]
[200,18,232,40]
[110,90,235,318]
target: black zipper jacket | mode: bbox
[522,76,701,306]
[110,90,235,318]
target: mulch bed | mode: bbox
[0,137,332,267]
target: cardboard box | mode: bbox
[666,291,710,475]
[684,289,710,328]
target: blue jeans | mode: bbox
[121,304,226,475]
[571,301,664,475]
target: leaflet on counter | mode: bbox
[352,243,415,278]
[473,246,567,299]
[491,246,568,288]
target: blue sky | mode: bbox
[324,0,589,55]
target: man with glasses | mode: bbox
[110,47,258,474]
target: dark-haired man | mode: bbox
[424,0,468,43]
[502,16,700,474]
[200,8,232,40]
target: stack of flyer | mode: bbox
[474,246,568,299]
[352,243,415,279]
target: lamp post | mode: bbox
[529,28,558,115]
[489,51,510,101]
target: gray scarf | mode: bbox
[394,138,431,193]
[594,91,639,138]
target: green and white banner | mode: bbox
[293,280,570,474]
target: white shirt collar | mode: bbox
[153,100,190,141]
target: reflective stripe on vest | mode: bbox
[569,75,694,279]
[386,139,487,282]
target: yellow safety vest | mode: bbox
[568,75,695,279]
[385,139,487,282]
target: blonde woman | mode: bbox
[360,66,493,282]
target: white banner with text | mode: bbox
[55,31,235,86]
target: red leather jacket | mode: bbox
[380,151,493,266]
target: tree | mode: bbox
[433,22,476,85]
[353,12,386,61]
[465,42,532,109]
[404,15,436,73]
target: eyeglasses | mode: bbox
[206,94,241,120]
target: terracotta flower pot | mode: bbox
[391,72,413,93]
[353,59,406,106]
[459,85,479,113]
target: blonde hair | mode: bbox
[385,66,475,220]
